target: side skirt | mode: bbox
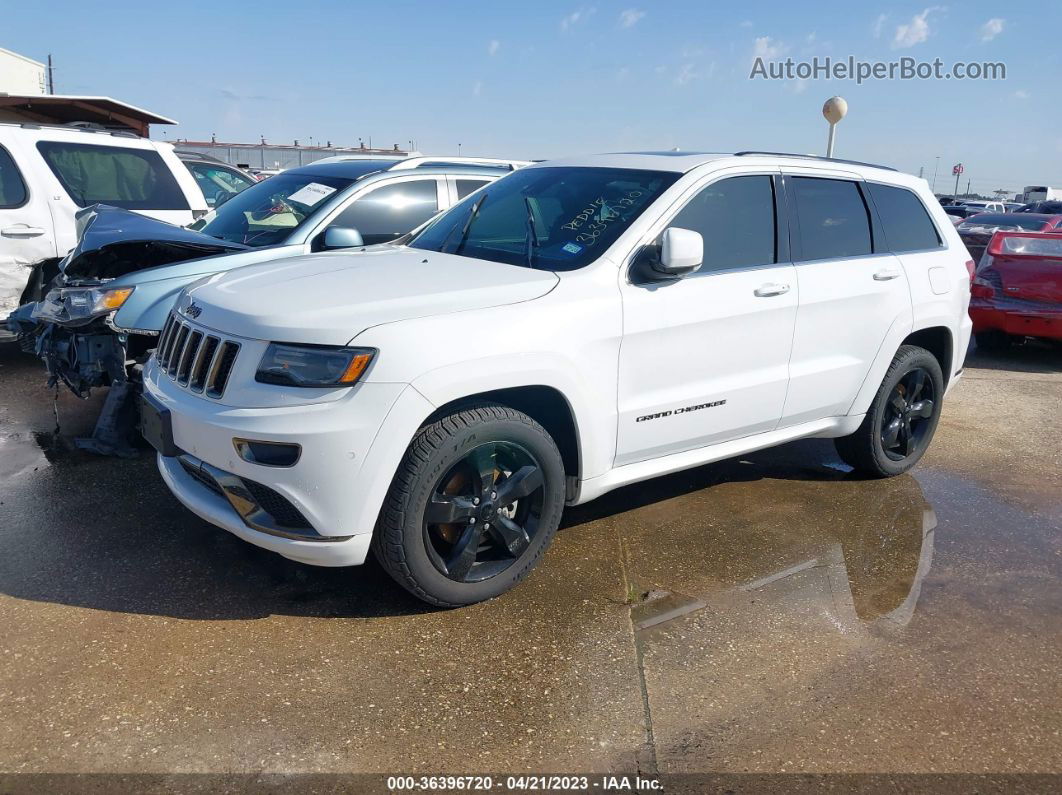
[573,414,865,505]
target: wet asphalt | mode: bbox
[0,341,1059,777]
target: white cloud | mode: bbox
[873,13,888,39]
[793,79,808,94]
[892,8,940,49]
[619,8,645,28]
[674,63,697,86]
[472,80,483,96]
[752,36,786,61]
[1014,89,1030,99]
[560,6,596,31]
[487,39,500,56]
[980,18,1005,42]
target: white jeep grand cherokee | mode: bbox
[141,151,973,606]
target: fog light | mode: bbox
[233,438,301,467]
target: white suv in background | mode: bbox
[141,151,973,606]
[0,123,206,319]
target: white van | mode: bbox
[0,123,206,322]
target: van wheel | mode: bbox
[834,345,944,478]
[374,403,566,607]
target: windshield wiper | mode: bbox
[448,192,487,255]
[523,196,539,269]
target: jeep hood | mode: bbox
[183,247,560,344]
[62,205,249,281]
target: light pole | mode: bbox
[931,156,940,194]
[822,96,847,158]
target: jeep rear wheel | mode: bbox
[835,345,944,478]
[374,403,566,607]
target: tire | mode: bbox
[975,330,1012,352]
[835,345,944,478]
[373,403,567,607]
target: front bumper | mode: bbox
[970,298,1062,340]
[143,357,431,566]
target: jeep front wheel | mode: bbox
[374,403,566,607]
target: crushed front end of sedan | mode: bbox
[7,205,248,456]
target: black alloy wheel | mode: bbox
[424,441,545,583]
[879,367,936,462]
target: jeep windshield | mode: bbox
[194,171,360,247]
[409,166,679,270]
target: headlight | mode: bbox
[255,343,375,388]
[32,286,135,325]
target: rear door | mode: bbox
[0,140,56,315]
[781,170,912,426]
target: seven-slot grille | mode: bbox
[155,311,240,398]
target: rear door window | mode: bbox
[456,179,491,200]
[867,183,941,252]
[328,179,439,245]
[791,177,873,260]
[36,141,189,210]
[0,146,28,208]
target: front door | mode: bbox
[616,172,797,466]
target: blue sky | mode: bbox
[4,0,1059,196]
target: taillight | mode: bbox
[971,278,995,299]
[964,259,976,284]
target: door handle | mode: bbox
[754,283,790,297]
[1,226,46,238]
[873,267,902,281]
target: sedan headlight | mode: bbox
[32,286,135,325]
[255,343,375,388]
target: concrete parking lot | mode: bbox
[0,341,1059,780]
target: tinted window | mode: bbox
[666,176,775,273]
[410,167,679,271]
[36,142,188,210]
[0,146,28,208]
[867,183,941,252]
[196,172,354,246]
[456,179,490,200]
[792,177,872,260]
[329,179,439,245]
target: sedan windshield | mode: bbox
[195,172,355,247]
[409,166,679,270]
[958,214,1051,231]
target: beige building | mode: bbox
[0,48,47,95]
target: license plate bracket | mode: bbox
[140,393,180,457]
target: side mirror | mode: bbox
[322,226,364,250]
[651,227,703,279]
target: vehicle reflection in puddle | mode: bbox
[573,447,936,638]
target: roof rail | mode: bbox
[387,156,531,172]
[733,151,897,172]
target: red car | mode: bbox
[970,231,1062,349]
[957,212,1062,266]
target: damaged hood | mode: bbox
[61,205,250,282]
[181,247,560,345]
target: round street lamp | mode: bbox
[822,96,848,158]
